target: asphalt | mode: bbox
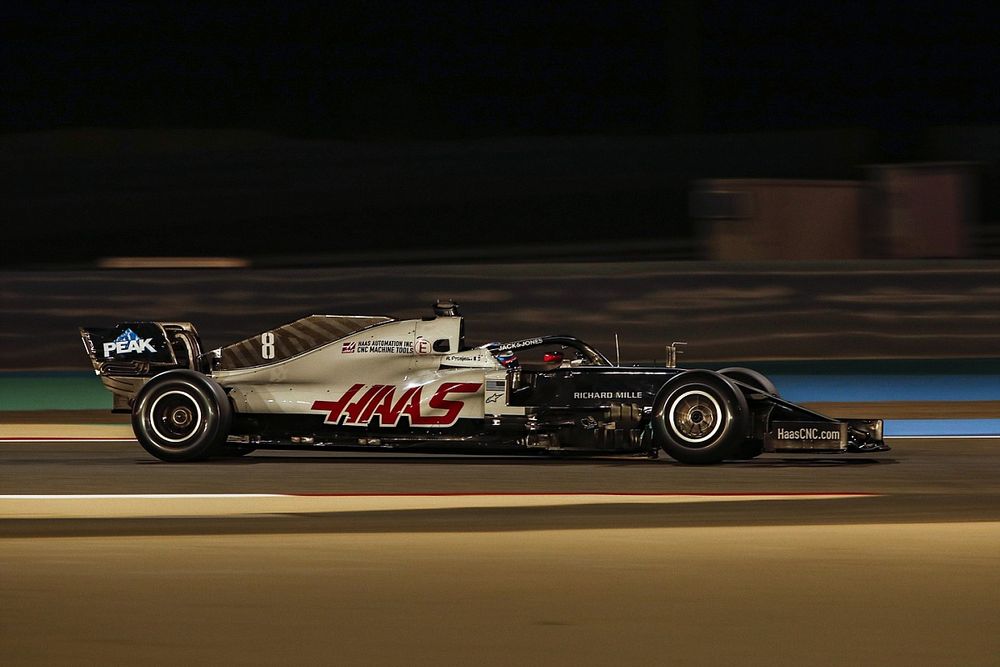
[2,439,999,665]
[3,523,997,666]
[3,437,1000,535]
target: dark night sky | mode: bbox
[4,1,999,138]
[3,1,1000,266]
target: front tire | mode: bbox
[132,370,232,462]
[652,371,749,464]
[718,367,778,460]
[718,367,779,397]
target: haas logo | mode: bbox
[312,382,481,428]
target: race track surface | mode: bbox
[3,438,1000,531]
[2,439,999,665]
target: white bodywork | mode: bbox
[214,316,524,427]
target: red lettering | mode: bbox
[344,385,388,424]
[314,382,482,427]
[311,383,364,424]
[409,382,482,426]
[403,388,425,424]
[373,386,420,427]
[358,385,394,423]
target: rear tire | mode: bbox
[132,370,232,462]
[652,371,749,464]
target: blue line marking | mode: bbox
[885,419,1000,437]
[772,375,1000,402]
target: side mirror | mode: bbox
[433,339,451,353]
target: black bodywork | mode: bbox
[494,336,886,457]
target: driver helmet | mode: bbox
[496,351,519,368]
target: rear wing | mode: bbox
[80,322,206,411]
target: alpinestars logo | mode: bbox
[312,382,482,428]
[103,328,156,357]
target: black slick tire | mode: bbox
[652,370,749,464]
[131,369,232,462]
[718,367,780,397]
[718,367,778,460]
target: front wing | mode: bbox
[759,395,887,453]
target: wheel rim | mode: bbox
[149,390,203,445]
[668,389,723,445]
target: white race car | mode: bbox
[81,301,886,464]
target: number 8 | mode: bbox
[261,332,275,359]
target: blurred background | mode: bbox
[3,1,1000,402]
[6,7,1000,664]
[6,8,1000,662]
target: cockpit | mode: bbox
[484,335,611,371]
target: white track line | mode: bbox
[2,494,283,499]
[0,438,137,443]
[0,492,876,520]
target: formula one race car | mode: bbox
[80,301,887,464]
